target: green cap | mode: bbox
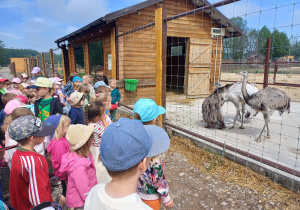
[28,77,53,88]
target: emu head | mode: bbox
[239,71,249,78]
[213,82,223,89]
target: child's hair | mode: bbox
[84,101,105,124]
[90,93,109,103]
[95,75,104,83]
[2,107,34,132]
[68,73,76,83]
[26,89,37,99]
[107,162,140,177]
[82,75,93,85]
[54,115,71,140]
[96,65,104,72]
[78,84,91,95]
[1,93,17,105]
[54,72,60,78]
[4,80,11,86]
[75,134,93,158]
[95,86,110,94]
[73,81,82,91]
[133,113,163,127]
[108,78,116,84]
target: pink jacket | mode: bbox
[59,152,97,208]
[47,137,70,180]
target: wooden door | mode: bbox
[186,38,212,98]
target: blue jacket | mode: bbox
[68,107,85,125]
[111,89,121,105]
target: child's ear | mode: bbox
[138,158,149,172]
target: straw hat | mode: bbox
[66,124,94,151]
[69,92,84,106]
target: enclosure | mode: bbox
[55,0,300,196]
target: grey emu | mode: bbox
[240,71,290,142]
[213,82,258,129]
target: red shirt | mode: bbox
[10,148,53,210]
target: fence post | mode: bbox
[274,60,278,83]
[36,55,40,67]
[155,7,167,123]
[263,38,272,88]
[41,53,46,77]
[50,49,55,77]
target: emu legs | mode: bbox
[254,113,270,142]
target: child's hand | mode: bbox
[164,199,174,208]
[102,114,109,128]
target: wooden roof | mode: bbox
[55,0,242,44]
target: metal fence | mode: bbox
[118,0,300,193]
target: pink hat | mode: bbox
[12,78,21,84]
[14,95,29,104]
[49,78,61,85]
[31,67,41,74]
[4,99,23,115]
[54,77,63,82]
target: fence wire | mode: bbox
[117,0,300,197]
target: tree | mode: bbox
[271,29,290,60]
[0,40,5,66]
[258,26,272,55]
[247,29,258,55]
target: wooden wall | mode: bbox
[10,57,29,73]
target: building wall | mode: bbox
[10,57,29,73]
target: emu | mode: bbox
[213,81,258,129]
[240,71,290,142]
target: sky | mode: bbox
[0,0,299,52]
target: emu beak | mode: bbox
[239,71,243,75]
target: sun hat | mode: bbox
[21,73,29,78]
[69,92,84,106]
[14,95,29,104]
[8,115,55,141]
[100,118,170,171]
[72,76,82,83]
[94,81,111,90]
[54,77,63,82]
[31,67,41,74]
[133,98,166,123]
[19,83,28,91]
[49,77,62,85]
[45,113,61,139]
[12,78,21,84]
[66,124,94,151]
[4,99,23,115]
[27,77,53,89]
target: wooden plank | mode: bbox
[50,49,55,77]
[184,38,190,95]
[83,41,90,75]
[61,48,67,85]
[116,79,156,88]
[111,27,116,79]
[189,73,209,93]
[41,53,46,77]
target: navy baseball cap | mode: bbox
[45,113,61,139]
[100,118,170,171]
[133,98,166,122]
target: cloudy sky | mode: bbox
[0,0,299,52]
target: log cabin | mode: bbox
[55,0,242,104]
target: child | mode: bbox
[21,73,29,83]
[51,78,66,108]
[78,83,91,105]
[84,118,170,209]
[59,124,97,209]
[10,77,22,95]
[28,77,63,121]
[95,85,111,95]
[64,73,76,97]
[0,78,8,110]
[82,75,95,101]
[109,78,121,122]
[3,80,11,93]
[94,75,105,83]
[90,93,112,126]
[133,98,174,209]
[68,92,85,124]
[31,67,44,79]
[8,115,55,209]
[94,81,110,91]
[19,83,28,95]
[47,114,71,209]
[25,89,38,114]
[85,101,108,183]
[73,81,82,92]
[96,65,108,85]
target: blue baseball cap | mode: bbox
[72,76,82,83]
[45,113,61,139]
[94,81,111,90]
[100,118,170,171]
[133,98,166,122]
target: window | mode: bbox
[89,40,104,76]
[171,46,183,56]
[74,46,84,74]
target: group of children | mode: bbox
[0,66,174,210]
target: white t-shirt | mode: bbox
[84,184,152,210]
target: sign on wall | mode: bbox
[108,54,112,70]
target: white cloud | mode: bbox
[0,32,24,41]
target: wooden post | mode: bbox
[263,38,272,88]
[41,53,46,77]
[83,41,90,75]
[50,49,55,77]
[36,55,40,67]
[155,8,167,123]
[273,61,278,83]
[68,44,75,74]
[111,27,117,79]
[61,48,67,84]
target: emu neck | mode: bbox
[242,76,250,102]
